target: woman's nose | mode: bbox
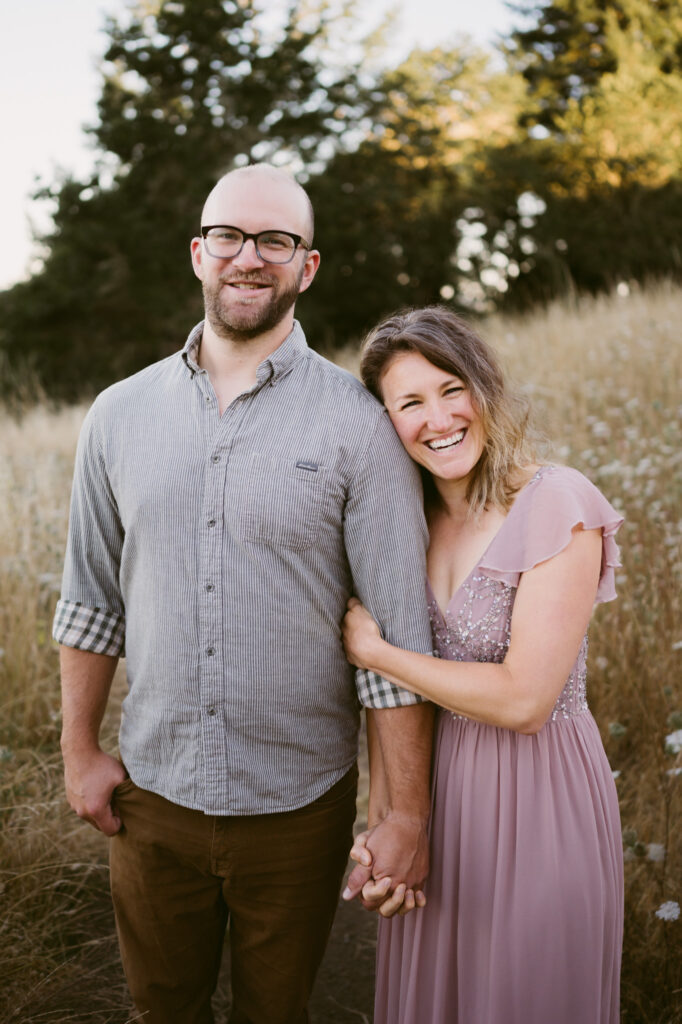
[425,400,452,432]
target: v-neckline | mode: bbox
[426,465,547,620]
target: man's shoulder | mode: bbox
[301,349,383,415]
[91,351,184,415]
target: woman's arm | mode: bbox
[342,526,602,734]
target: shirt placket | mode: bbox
[192,367,267,812]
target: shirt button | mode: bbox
[206,646,216,656]
[207,518,216,527]
[207,707,216,716]
[211,454,220,463]
[205,583,215,592]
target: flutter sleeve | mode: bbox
[479,465,624,604]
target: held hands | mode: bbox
[342,814,429,918]
[342,598,430,916]
[63,748,127,836]
[341,597,384,670]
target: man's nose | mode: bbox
[232,238,265,270]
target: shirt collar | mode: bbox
[181,320,308,384]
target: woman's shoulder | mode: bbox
[520,463,620,522]
[480,463,624,602]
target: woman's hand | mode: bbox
[342,597,384,670]
[344,829,426,917]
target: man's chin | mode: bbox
[206,307,286,342]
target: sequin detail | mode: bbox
[429,574,589,722]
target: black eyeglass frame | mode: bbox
[200,225,311,264]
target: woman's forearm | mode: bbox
[363,641,540,732]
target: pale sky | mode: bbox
[0,0,515,289]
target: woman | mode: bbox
[342,306,624,1024]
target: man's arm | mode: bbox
[343,704,433,910]
[364,704,433,883]
[343,409,435,901]
[60,646,125,835]
[54,400,128,835]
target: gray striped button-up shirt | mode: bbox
[53,321,432,814]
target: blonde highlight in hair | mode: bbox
[360,306,538,515]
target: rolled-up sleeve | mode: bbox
[52,401,126,656]
[344,411,433,708]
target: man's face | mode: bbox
[190,174,319,342]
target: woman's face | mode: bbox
[380,350,486,484]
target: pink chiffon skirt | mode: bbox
[374,709,623,1024]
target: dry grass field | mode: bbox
[1,281,681,1022]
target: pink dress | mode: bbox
[374,465,624,1024]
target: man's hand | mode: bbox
[63,749,127,836]
[342,814,429,917]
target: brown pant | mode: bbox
[109,766,358,1024]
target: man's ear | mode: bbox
[190,237,204,281]
[298,249,321,295]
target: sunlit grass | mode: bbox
[1,282,680,1021]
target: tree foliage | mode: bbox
[306,41,523,341]
[1,0,682,398]
[471,0,682,308]
[0,0,376,399]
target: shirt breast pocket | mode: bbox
[234,451,329,551]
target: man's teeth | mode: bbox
[427,430,465,451]
[232,283,266,289]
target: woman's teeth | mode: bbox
[427,429,465,451]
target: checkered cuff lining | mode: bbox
[52,600,125,656]
[355,669,424,708]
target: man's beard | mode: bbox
[202,267,305,342]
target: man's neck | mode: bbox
[197,315,294,414]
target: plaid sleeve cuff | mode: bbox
[52,600,125,656]
[355,669,425,709]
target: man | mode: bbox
[54,163,433,1024]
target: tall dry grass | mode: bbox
[1,281,681,1022]
[0,407,133,1022]
[484,282,682,1023]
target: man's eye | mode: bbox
[400,400,420,410]
[260,234,290,248]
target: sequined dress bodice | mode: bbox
[424,464,609,723]
[428,573,589,721]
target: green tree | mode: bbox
[306,40,527,338]
[0,0,375,400]
[471,0,682,307]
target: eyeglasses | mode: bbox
[200,225,311,264]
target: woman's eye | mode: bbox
[400,400,420,410]
[444,386,463,396]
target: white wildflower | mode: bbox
[655,901,680,922]
[667,767,682,777]
[647,844,665,863]
[595,656,608,671]
[665,729,682,755]
[612,770,621,779]
[673,640,682,652]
